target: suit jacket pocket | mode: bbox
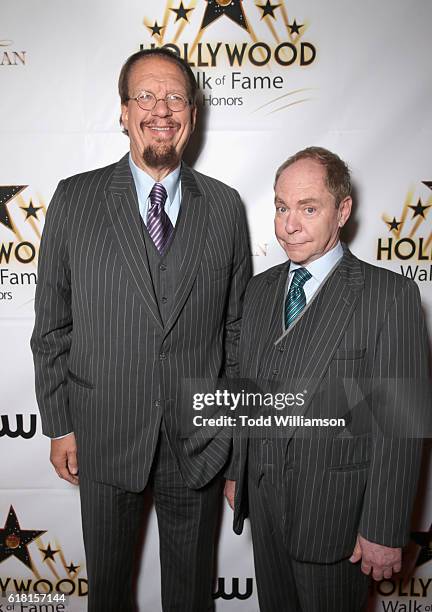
[333,348,366,360]
[328,461,370,472]
[322,466,368,559]
[283,464,368,563]
[68,369,94,389]
[207,263,232,282]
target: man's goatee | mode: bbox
[143,144,178,169]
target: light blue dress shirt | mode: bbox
[288,242,344,304]
[129,154,181,227]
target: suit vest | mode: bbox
[249,273,332,485]
[140,218,182,326]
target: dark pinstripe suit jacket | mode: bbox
[232,248,430,563]
[31,153,251,492]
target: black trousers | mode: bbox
[79,430,222,612]
[248,473,370,612]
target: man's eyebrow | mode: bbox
[274,197,320,206]
[298,198,320,205]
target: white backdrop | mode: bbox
[1,1,431,610]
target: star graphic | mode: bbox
[408,198,431,219]
[411,528,432,568]
[147,21,164,37]
[422,181,432,191]
[386,217,402,232]
[66,561,80,574]
[201,0,248,31]
[288,19,304,35]
[0,185,27,230]
[0,506,46,569]
[171,1,193,23]
[256,0,280,19]
[20,199,42,221]
[39,543,60,562]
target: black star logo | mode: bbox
[66,561,80,574]
[201,0,248,31]
[411,528,432,568]
[147,21,164,37]
[256,0,280,19]
[288,19,304,35]
[20,199,42,221]
[39,543,60,562]
[0,506,46,569]
[408,198,431,219]
[171,1,193,23]
[386,217,402,232]
[0,185,27,230]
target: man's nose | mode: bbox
[151,98,172,117]
[284,211,302,233]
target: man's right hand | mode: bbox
[224,479,236,510]
[50,433,79,485]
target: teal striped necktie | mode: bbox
[284,267,312,329]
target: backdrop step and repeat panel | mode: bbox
[1,1,431,610]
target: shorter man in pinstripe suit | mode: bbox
[32,48,251,611]
[225,147,430,611]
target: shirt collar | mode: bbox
[128,153,181,209]
[290,242,344,283]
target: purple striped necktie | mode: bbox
[147,182,174,254]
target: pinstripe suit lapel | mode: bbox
[104,154,163,329]
[277,249,365,439]
[254,263,289,377]
[163,164,208,337]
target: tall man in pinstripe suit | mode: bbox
[225,147,430,611]
[31,48,251,611]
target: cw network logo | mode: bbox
[213,577,253,600]
[0,414,37,439]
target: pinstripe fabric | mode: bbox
[248,474,370,612]
[31,154,251,609]
[153,432,221,612]
[141,216,181,326]
[31,153,251,491]
[232,247,430,572]
[79,477,145,611]
[80,429,221,612]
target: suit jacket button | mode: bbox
[272,369,279,376]
[160,264,167,271]
[159,352,166,360]
[155,400,160,408]
[161,297,168,304]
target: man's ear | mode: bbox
[190,104,197,133]
[120,103,129,132]
[338,196,352,228]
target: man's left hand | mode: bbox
[349,534,401,580]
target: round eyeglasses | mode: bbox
[127,91,190,112]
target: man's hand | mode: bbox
[50,433,79,485]
[224,479,236,510]
[349,534,401,580]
